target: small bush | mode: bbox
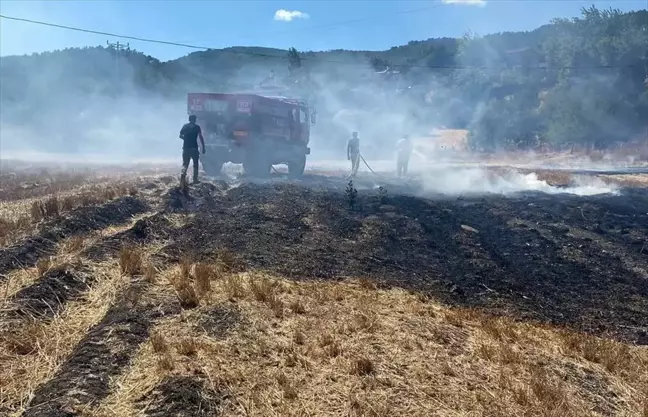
[172,270,199,309]
[30,201,45,222]
[61,195,77,211]
[217,247,243,272]
[43,196,61,218]
[276,373,298,400]
[293,330,306,345]
[157,353,174,372]
[63,236,85,253]
[345,180,358,209]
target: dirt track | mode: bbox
[1,167,647,416]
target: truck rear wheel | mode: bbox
[288,154,306,177]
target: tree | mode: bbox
[287,47,301,74]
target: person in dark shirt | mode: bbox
[179,114,206,184]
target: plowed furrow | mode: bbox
[0,196,149,277]
[0,212,169,323]
[82,212,175,262]
[21,286,180,417]
[0,263,123,415]
[2,262,92,320]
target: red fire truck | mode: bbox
[187,92,315,177]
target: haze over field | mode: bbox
[0,2,646,196]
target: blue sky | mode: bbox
[0,0,645,61]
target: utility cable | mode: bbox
[0,14,641,70]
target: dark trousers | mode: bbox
[397,156,409,177]
[350,153,360,176]
[181,148,200,182]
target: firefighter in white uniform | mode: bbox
[396,134,413,177]
[347,131,361,176]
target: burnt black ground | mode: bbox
[159,179,648,344]
[2,171,647,415]
[195,305,242,338]
[141,375,228,417]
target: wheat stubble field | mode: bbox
[0,160,647,417]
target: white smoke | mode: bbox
[419,168,618,196]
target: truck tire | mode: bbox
[288,154,306,177]
[201,155,224,177]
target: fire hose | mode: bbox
[267,153,389,179]
[360,154,387,178]
[345,153,388,180]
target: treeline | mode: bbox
[358,6,647,151]
[0,6,646,152]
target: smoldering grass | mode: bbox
[352,357,375,376]
[223,274,246,299]
[36,257,53,276]
[194,262,215,298]
[1,180,141,245]
[176,337,198,356]
[150,331,168,353]
[289,299,307,314]
[276,372,299,400]
[119,245,143,276]
[156,353,175,373]
[143,260,157,283]
[171,269,199,309]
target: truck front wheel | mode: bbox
[288,154,306,178]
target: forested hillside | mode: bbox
[0,6,646,155]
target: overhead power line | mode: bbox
[0,14,210,50]
[0,13,641,71]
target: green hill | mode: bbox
[0,6,646,154]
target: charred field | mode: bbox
[0,164,647,417]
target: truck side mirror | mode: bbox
[311,110,317,125]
